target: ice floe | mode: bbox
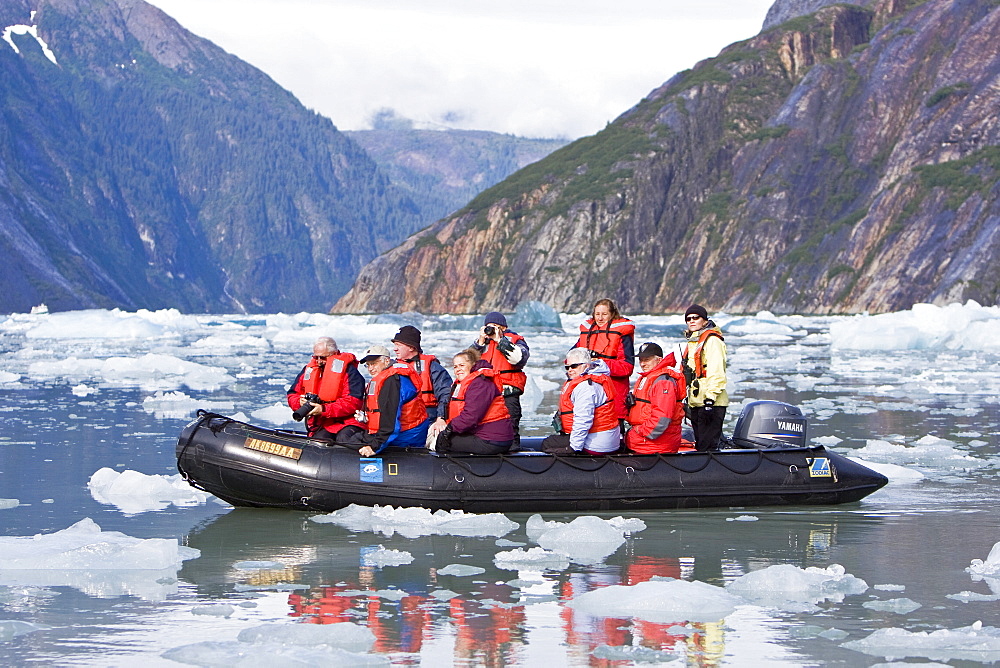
[725,564,868,612]
[88,468,217,514]
[362,546,414,568]
[568,577,740,623]
[841,621,1000,662]
[310,503,517,538]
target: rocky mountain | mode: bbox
[334,0,999,315]
[0,0,421,314]
[345,123,567,231]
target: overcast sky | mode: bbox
[148,0,775,139]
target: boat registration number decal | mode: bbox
[808,457,831,477]
[243,437,302,460]
[361,458,383,483]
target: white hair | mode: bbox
[313,337,339,355]
[565,347,592,365]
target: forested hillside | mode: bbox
[0,0,421,313]
[335,0,1000,315]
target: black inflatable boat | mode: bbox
[175,401,887,513]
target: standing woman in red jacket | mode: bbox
[573,298,635,420]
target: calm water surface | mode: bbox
[1,310,998,666]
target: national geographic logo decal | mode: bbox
[244,437,302,460]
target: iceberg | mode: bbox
[88,468,215,514]
[726,564,868,611]
[830,301,1000,351]
[569,578,740,624]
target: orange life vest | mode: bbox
[683,328,725,379]
[576,317,635,363]
[301,352,357,402]
[558,373,618,434]
[364,363,428,435]
[405,354,441,408]
[481,333,527,391]
[627,360,686,426]
[446,368,511,424]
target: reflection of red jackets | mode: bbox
[626,357,685,454]
[287,353,364,435]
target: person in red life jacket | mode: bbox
[542,348,621,455]
[391,325,452,421]
[286,336,365,442]
[430,349,514,454]
[572,298,635,420]
[682,304,729,451]
[624,342,687,454]
[471,311,529,447]
[342,344,430,457]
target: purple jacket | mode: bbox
[449,360,515,443]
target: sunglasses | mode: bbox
[685,315,703,322]
[313,354,330,360]
[564,362,586,370]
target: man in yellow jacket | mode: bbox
[682,304,728,451]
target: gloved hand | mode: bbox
[703,399,715,413]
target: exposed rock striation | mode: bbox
[334,0,1000,315]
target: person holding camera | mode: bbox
[286,336,365,442]
[471,311,529,447]
[345,344,430,457]
[391,325,452,421]
[572,298,635,420]
[682,304,728,451]
[624,342,687,454]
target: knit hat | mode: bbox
[391,325,422,352]
[483,311,507,327]
[684,304,709,320]
[636,342,663,358]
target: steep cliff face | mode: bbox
[334,0,999,315]
[0,0,420,313]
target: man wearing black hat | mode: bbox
[473,311,530,446]
[625,342,687,453]
[682,304,728,451]
[391,325,452,421]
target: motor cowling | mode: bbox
[732,400,808,449]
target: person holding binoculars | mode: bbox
[472,311,529,447]
[286,336,365,442]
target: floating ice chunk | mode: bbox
[726,564,868,611]
[251,401,296,425]
[569,578,740,624]
[494,547,570,572]
[948,591,1000,602]
[725,313,796,336]
[0,370,19,383]
[531,515,638,565]
[233,561,284,570]
[237,622,376,652]
[862,598,921,614]
[0,518,199,600]
[71,383,97,397]
[311,503,517,538]
[0,620,52,642]
[842,621,1000,662]
[874,584,906,591]
[853,438,983,471]
[190,333,270,352]
[0,499,19,510]
[830,302,1000,351]
[437,564,486,577]
[88,467,214,514]
[847,457,924,483]
[29,353,231,392]
[525,513,561,541]
[967,541,1000,578]
[812,435,843,446]
[496,539,525,547]
[363,546,413,567]
[592,644,680,663]
[162,641,387,666]
[23,309,176,340]
[143,390,234,420]
[430,589,459,600]
[192,604,234,618]
[727,515,759,522]
[511,301,562,329]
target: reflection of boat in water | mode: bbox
[176,401,887,513]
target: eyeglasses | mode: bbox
[564,363,586,370]
[313,354,329,360]
[685,315,703,322]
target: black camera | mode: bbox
[484,325,497,337]
[624,392,637,409]
[292,393,321,421]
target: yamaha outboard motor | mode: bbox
[732,400,808,449]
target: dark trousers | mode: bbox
[540,433,619,456]
[690,405,726,451]
[503,390,522,447]
[437,432,512,455]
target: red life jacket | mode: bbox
[364,363,428,435]
[627,359,686,426]
[683,328,725,379]
[481,332,527,391]
[446,368,511,424]
[301,352,357,402]
[404,354,441,408]
[576,317,635,364]
[558,373,618,434]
